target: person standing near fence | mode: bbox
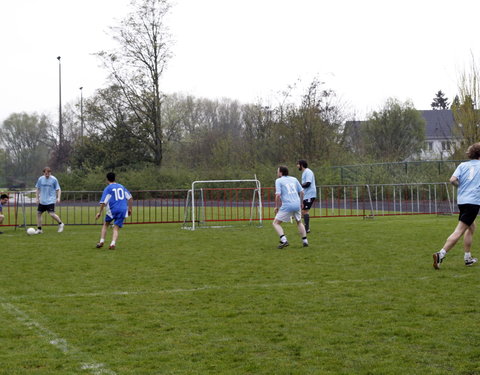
[297,159,316,233]
[35,167,64,234]
[273,166,309,249]
[433,142,480,269]
[95,172,133,250]
[0,194,9,234]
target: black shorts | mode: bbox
[458,204,480,226]
[38,203,56,213]
[302,198,316,210]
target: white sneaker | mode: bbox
[58,223,64,233]
[35,229,43,234]
[465,257,478,266]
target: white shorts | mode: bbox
[275,209,302,223]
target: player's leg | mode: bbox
[433,221,469,269]
[47,208,64,232]
[273,210,289,248]
[302,198,315,233]
[294,211,308,247]
[36,205,44,233]
[109,225,120,250]
[463,222,478,266]
[96,220,110,248]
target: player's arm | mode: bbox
[127,196,133,216]
[449,176,459,186]
[35,188,40,204]
[56,188,62,203]
[95,203,106,220]
[302,182,311,188]
[274,194,282,213]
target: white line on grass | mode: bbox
[1,302,116,375]
[0,274,468,303]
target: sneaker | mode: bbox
[433,252,444,270]
[96,242,104,248]
[109,245,116,250]
[303,242,309,247]
[277,241,289,249]
[465,257,478,266]
[35,229,43,234]
[58,223,64,233]
[306,228,311,233]
[0,231,3,234]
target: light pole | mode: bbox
[57,56,63,148]
[79,86,84,143]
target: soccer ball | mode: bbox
[26,227,37,235]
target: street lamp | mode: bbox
[79,86,84,142]
[57,56,63,147]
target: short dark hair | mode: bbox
[297,159,308,168]
[0,194,8,200]
[106,172,116,182]
[466,143,480,159]
[278,166,289,176]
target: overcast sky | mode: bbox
[1,0,479,124]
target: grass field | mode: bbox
[1,215,479,374]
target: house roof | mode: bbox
[420,110,454,140]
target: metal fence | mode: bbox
[0,183,456,229]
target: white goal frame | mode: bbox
[183,178,262,230]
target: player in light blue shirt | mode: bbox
[297,159,316,233]
[273,166,308,249]
[433,142,480,269]
[95,172,133,250]
[35,167,64,234]
[0,194,9,234]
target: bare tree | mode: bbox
[96,0,172,167]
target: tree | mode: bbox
[431,90,450,110]
[0,112,54,186]
[362,99,426,162]
[452,57,480,152]
[96,0,172,167]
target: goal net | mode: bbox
[182,179,263,230]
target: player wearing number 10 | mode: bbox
[95,172,133,250]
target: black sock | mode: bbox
[304,214,310,228]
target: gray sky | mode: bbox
[1,0,478,124]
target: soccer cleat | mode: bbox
[109,245,116,250]
[306,228,311,233]
[303,242,309,247]
[58,223,64,233]
[465,257,478,266]
[277,241,289,249]
[96,242,104,248]
[35,229,43,234]
[433,252,444,270]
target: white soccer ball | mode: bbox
[26,227,37,235]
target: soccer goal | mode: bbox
[182,178,263,230]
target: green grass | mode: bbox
[1,215,480,374]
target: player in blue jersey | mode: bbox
[35,167,64,234]
[273,166,308,249]
[297,159,316,233]
[0,194,9,234]
[95,172,133,250]
[433,143,480,269]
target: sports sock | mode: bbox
[465,252,472,260]
[279,235,287,243]
[110,241,116,246]
[304,214,310,228]
[439,249,447,258]
[100,238,105,243]
[302,236,308,244]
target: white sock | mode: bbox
[439,249,447,258]
[110,241,116,246]
[465,252,472,260]
[100,238,105,244]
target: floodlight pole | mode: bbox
[79,86,84,143]
[57,56,63,148]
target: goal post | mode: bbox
[182,178,263,230]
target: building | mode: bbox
[419,110,456,160]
